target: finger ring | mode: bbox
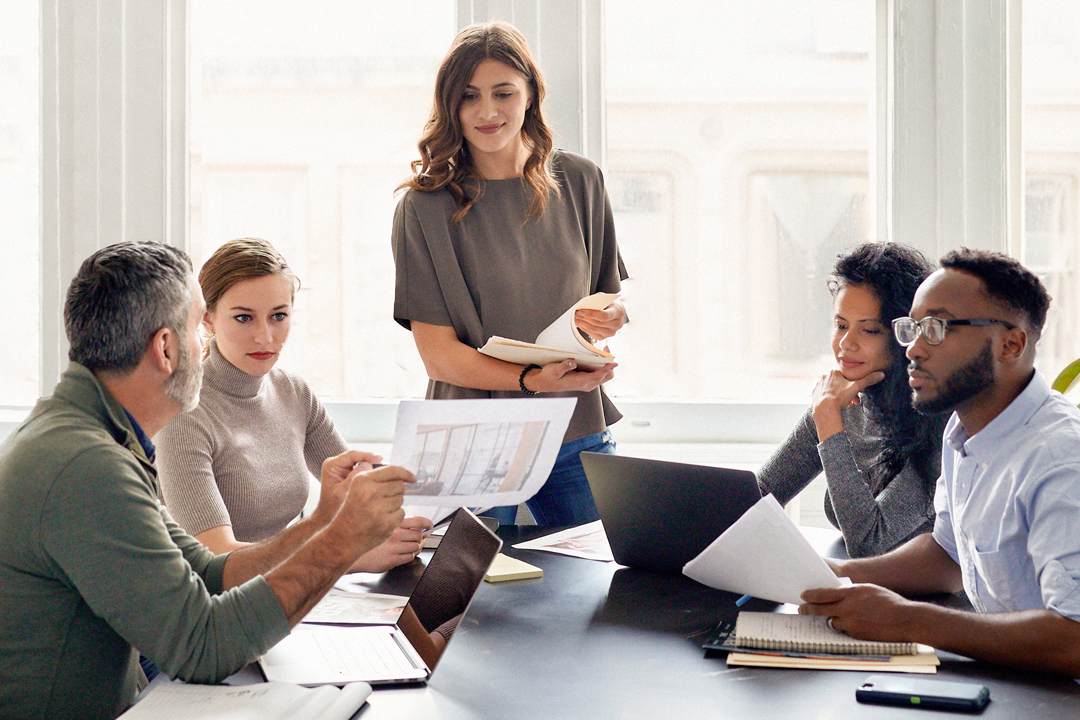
[826,617,835,630]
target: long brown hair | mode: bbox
[198,237,299,359]
[401,21,559,222]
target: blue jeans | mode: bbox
[483,430,614,527]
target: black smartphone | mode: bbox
[856,674,990,713]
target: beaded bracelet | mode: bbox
[519,364,542,396]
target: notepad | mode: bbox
[484,553,543,582]
[735,612,917,656]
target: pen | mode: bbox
[735,594,752,607]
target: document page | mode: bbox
[682,494,844,605]
[120,680,371,720]
[302,588,407,625]
[390,398,576,507]
[512,520,615,562]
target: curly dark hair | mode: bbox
[828,242,945,488]
[939,247,1051,341]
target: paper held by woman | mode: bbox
[478,292,619,369]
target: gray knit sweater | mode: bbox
[756,399,940,558]
[155,340,349,541]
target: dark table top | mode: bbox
[355,526,1080,719]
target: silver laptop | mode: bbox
[259,507,502,686]
[581,452,762,574]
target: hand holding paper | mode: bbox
[682,494,844,605]
[478,292,620,369]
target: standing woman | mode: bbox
[756,242,946,558]
[156,238,431,571]
[392,22,628,526]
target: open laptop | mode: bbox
[581,452,762,574]
[259,507,502,686]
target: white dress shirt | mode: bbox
[933,370,1080,620]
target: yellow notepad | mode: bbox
[484,554,543,583]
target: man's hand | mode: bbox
[311,450,383,526]
[327,463,413,560]
[351,516,434,573]
[800,583,919,642]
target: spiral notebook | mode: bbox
[719,612,939,673]
[734,612,917,655]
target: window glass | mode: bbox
[190,0,455,398]
[1023,0,1080,382]
[0,0,40,406]
[605,0,874,402]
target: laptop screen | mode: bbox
[396,508,503,672]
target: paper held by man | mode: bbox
[478,292,620,369]
[682,493,846,605]
[392,397,576,516]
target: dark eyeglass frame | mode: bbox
[892,316,1016,347]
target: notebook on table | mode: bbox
[259,507,502,686]
[580,452,762,574]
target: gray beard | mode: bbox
[913,340,994,416]
[164,336,202,412]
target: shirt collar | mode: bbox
[947,369,1047,457]
[123,409,157,462]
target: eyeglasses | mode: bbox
[892,316,1015,347]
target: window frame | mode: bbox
[35,0,1020,445]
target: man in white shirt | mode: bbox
[801,248,1080,676]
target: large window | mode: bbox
[0,1,40,406]
[190,0,455,400]
[605,1,873,402]
[1024,0,1080,380]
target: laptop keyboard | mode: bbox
[310,626,422,679]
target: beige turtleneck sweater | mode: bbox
[154,340,349,541]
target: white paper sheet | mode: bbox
[390,398,576,507]
[682,494,843,605]
[302,589,407,625]
[512,520,615,562]
[120,680,371,720]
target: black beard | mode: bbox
[912,340,994,416]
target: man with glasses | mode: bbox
[801,248,1080,676]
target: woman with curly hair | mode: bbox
[392,22,628,526]
[757,242,946,557]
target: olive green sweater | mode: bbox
[0,364,289,719]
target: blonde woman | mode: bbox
[157,238,431,570]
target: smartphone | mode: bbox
[856,674,990,713]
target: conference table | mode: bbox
[345,524,1080,719]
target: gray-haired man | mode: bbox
[0,241,412,718]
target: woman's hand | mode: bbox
[811,369,885,442]
[350,515,435,573]
[574,299,627,341]
[523,359,617,394]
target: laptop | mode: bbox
[259,507,502,686]
[581,452,762,574]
